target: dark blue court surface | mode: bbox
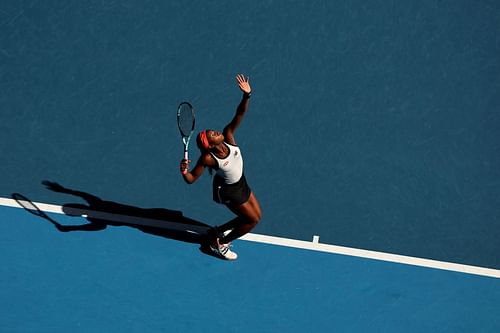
[1,0,500,268]
[1,0,500,330]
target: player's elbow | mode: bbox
[184,178,195,185]
[184,173,201,185]
[182,174,194,184]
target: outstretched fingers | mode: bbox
[236,73,248,83]
[236,74,251,93]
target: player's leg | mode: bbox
[219,192,261,244]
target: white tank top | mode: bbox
[210,143,243,184]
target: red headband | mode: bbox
[199,130,210,150]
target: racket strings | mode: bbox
[177,104,194,137]
[179,113,193,136]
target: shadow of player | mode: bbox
[39,180,212,245]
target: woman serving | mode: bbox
[180,74,262,260]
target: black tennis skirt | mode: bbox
[212,173,251,206]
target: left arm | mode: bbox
[223,74,252,145]
[180,153,216,184]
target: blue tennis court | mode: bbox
[1,0,499,331]
[1,205,499,332]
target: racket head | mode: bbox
[177,102,195,138]
[177,102,195,159]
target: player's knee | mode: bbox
[250,211,261,226]
[254,212,262,224]
[242,213,259,227]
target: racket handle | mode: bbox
[184,151,188,160]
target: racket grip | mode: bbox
[184,151,189,160]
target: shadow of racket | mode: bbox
[11,193,63,230]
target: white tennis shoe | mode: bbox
[210,238,238,260]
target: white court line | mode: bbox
[1,196,499,279]
[241,233,500,279]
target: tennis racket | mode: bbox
[176,102,195,160]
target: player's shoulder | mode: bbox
[200,152,217,167]
[223,131,237,146]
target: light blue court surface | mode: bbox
[1,205,499,332]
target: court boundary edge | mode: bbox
[1,196,498,279]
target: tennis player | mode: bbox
[179,74,261,260]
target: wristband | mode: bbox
[181,169,188,175]
[243,91,251,98]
